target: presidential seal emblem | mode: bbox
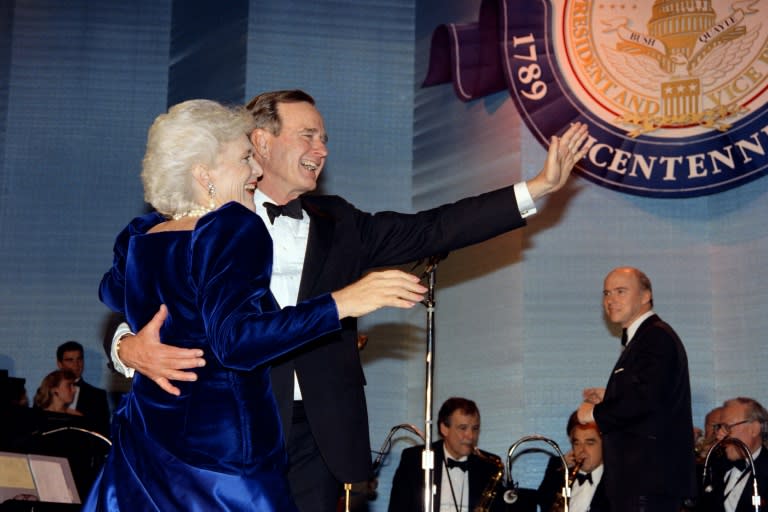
[423,0,768,197]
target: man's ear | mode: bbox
[250,129,270,158]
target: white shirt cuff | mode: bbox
[112,322,136,378]
[514,181,537,218]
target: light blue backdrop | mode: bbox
[1,1,766,509]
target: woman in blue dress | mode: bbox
[82,99,425,511]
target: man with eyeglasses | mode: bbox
[698,397,768,512]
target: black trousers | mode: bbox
[286,401,341,512]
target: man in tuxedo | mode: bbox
[56,341,110,436]
[577,267,696,512]
[698,397,768,512]
[388,397,505,512]
[538,411,609,512]
[107,90,590,512]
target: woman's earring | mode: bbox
[207,183,216,208]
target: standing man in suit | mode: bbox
[388,397,505,512]
[577,267,696,512]
[56,340,110,436]
[538,411,609,512]
[698,397,768,512]
[107,90,590,512]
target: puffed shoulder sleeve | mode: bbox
[190,202,340,370]
[99,212,165,312]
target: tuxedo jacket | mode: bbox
[268,187,526,482]
[75,378,110,437]
[698,449,768,512]
[537,455,610,512]
[593,314,696,500]
[387,441,506,512]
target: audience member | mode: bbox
[388,397,506,512]
[577,266,696,512]
[698,397,768,512]
[538,411,609,512]
[56,341,110,436]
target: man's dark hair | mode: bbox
[56,340,84,362]
[438,397,480,430]
[245,90,316,136]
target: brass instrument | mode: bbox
[472,447,505,512]
[549,458,583,512]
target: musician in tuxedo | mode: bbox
[577,267,696,512]
[697,397,768,512]
[105,90,590,512]
[56,340,110,436]
[538,411,609,512]
[388,397,505,512]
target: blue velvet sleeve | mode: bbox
[190,203,341,370]
[99,212,165,313]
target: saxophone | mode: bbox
[472,448,505,512]
[549,458,584,512]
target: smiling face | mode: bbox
[205,134,261,212]
[252,101,328,204]
[602,267,652,328]
[439,410,480,459]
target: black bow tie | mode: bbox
[729,458,748,472]
[263,199,303,224]
[575,471,593,485]
[445,458,469,472]
[620,328,628,347]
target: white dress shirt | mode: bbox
[568,463,603,512]
[724,447,761,512]
[440,456,469,512]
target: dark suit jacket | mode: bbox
[75,379,110,437]
[697,448,768,512]
[593,314,696,500]
[268,187,526,482]
[537,455,610,512]
[388,441,506,512]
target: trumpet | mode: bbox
[472,447,504,512]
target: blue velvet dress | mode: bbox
[82,202,341,511]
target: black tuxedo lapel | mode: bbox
[297,200,335,301]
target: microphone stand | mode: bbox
[504,434,571,512]
[418,254,444,512]
[702,437,760,512]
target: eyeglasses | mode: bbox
[712,420,753,435]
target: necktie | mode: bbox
[445,458,469,472]
[620,328,628,347]
[263,199,303,224]
[73,380,80,387]
[575,471,593,485]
